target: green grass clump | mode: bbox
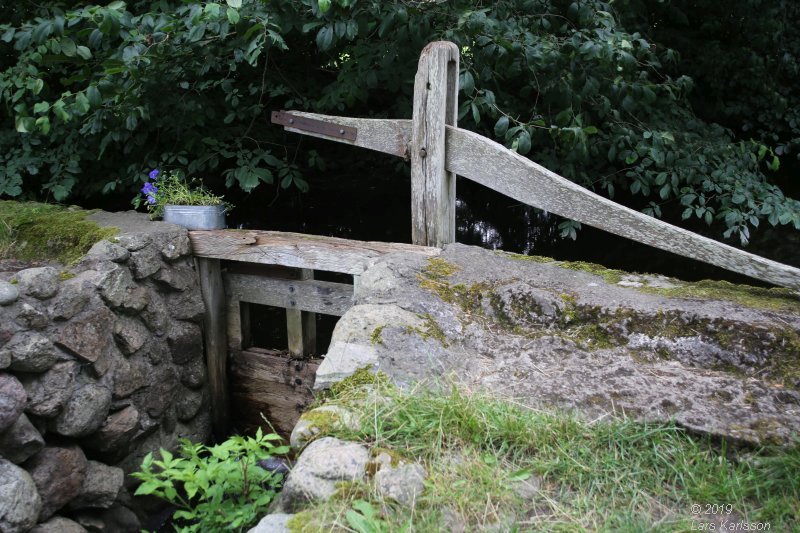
[294,380,800,532]
[0,201,117,264]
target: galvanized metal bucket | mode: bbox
[163,204,226,230]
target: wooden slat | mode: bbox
[190,230,440,274]
[229,348,320,436]
[224,273,353,316]
[197,258,230,438]
[281,113,411,158]
[411,41,459,247]
[227,298,243,351]
[445,126,800,290]
[287,269,316,357]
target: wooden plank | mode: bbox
[197,258,230,437]
[229,349,320,436]
[225,273,353,316]
[411,41,459,247]
[287,269,316,357]
[190,230,440,274]
[445,126,800,290]
[280,113,411,158]
[226,298,243,351]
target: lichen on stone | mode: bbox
[403,313,449,347]
[328,367,391,398]
[370,325,385,346]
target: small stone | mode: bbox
[29,516,88,533]
[0,458,42,533]
[112,357,149,399]
[152,264,196,292]
[57,308,114,363]
[0,372,26,432]
[374,462,426,506]
[113,317,150,355]
[68,461,124,510]
[15,302,49,330]
[160,235,191,261]
[99,504,141,533]
[277,437,369,511]
[290,405,360,449]
[48,274,92,320]
[129,245,162,280]
[0,413,45,464]
[0,349,9,369]
[97,266,149,313]
[175,387,204,421]
[511,475,542,500]
[167,321,203,364]
[166,290,205,322]
[248,513,293,533]
[179,357,207,389]
[84,406,140,453]
[0,281,19,306]
[141,366,178,418]
[86,240,130,263]
[52,384,112,437]
[12,267,59,300]
[21,361,79,418]
[5,331,58,372]
[140,292,168,334]
[26,445,88,521]
[115,233,151,252]
[71,511,105,532]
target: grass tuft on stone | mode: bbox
[293,380,800,532]
[0,201,117,265]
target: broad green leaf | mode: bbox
[61,37,77,57]
[86,86,102,106]
[108,1,127,9]
[517,130,532,155]
[35,116,50,134]
[226,8,240,25]
[494,116,509,137]
[76,46,92,60]
[33,101,50,114]
[319,0,331,13]
[33,79,44,95]
[316,26,333,51]
[15,116,35,133]
[226,0,242,7]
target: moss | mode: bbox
[498,251,625,284]
[287,510,316,533]
[0,201,117,265]
[58,270,75,281]
[423,256,461,279]
[641,279,800,314]
[328,367,391,398]
[297,409,344,439]
[370,325,385,346]
[404,313,449,347]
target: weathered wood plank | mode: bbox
[225,273,353,316]
[226,298,243,351]
[445,126,800,290]
[229,348,320,436]
[411,41,459,247]
[197,258,230,437]
[287,269,316,357]
[190,230,440,274]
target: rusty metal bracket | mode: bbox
[271,111,357,142]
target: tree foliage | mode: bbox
[1,0,798,245]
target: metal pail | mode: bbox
[162,204,226,230]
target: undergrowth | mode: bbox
[293,379,800,532]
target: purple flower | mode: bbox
[141,182,158,204]
[149,169,160,180]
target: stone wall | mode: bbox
[0,212,210,533]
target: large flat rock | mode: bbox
[316,243,800,445]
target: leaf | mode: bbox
[494,116,509,137]
[33,101,50,114]
[508,468,533,481]
[75,92,90,114]
[60,38,77,57]
[15,116,35,133]
[33,79,44,95]
[87,85,102,106]
[517,130,532,155]
[76,45,92,60]
[319,0,331,13]
[461,71,475,94]
[226,0,242,7]
[108,1,127,9]
[316,26,333,51]
[226,8,240,25]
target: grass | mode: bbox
[0,201,117,264]
[291,380,800,532]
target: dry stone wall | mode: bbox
[0,212,210,533]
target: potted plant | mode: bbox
[134,169,230,230]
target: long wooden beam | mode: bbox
[189,230,439,275]
[272,111,800,290]
[225,273,353,316]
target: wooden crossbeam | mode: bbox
[225,272,353,317]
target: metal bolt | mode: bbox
[288,118,294,124]
[419,147,427,158]
[289,286,295,293]
[339,129,345,135]
[290,300,296,307]
[295,378,303,386]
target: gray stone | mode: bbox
[115,233,151,252]
[160,234,191,261]
[511,475,542,501]
[0,281,19,306]
[52,384,112,437]
[248,513,293,533]
[152,264,196,291]
[139,292,168,334]
[290,405,360,449]
[112,356,148,399]
[86,239,130,263]
[0,348,9,369]
[68,461,124,510]
[277,437,369,511]
[0,458,42,533]
[0,413,45,464]
[166,290,205,322]
[21,361,79,418]
[71,512,105,532]
[13,267,60,300]
[167,321,203,364]
[29,516,88,533]
[374,461,426,506]
[48,273,92,320]
[113,317,150,355]
[179,357,207,389]
[26,445,87,520]
[15,302,49,329]
[0,372,26,432]
[57,308,115,363]
[139,366,177,418]
[84,406,140,453]
[175,387,204,421]
[97,266,148,313]
[129,244,162,280]
[5,331,58,372]
[99,504,140,532]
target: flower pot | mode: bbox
[163,204,226,230]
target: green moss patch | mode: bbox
[642,279,800,314]
[0,201,117,265]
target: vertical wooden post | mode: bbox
[197,258,229,438]
[286,268,316,356]
[411,41,460,247]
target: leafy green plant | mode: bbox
[131,428,289,533]
[132,168,231,219]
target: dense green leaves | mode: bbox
[0,0,798,245]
